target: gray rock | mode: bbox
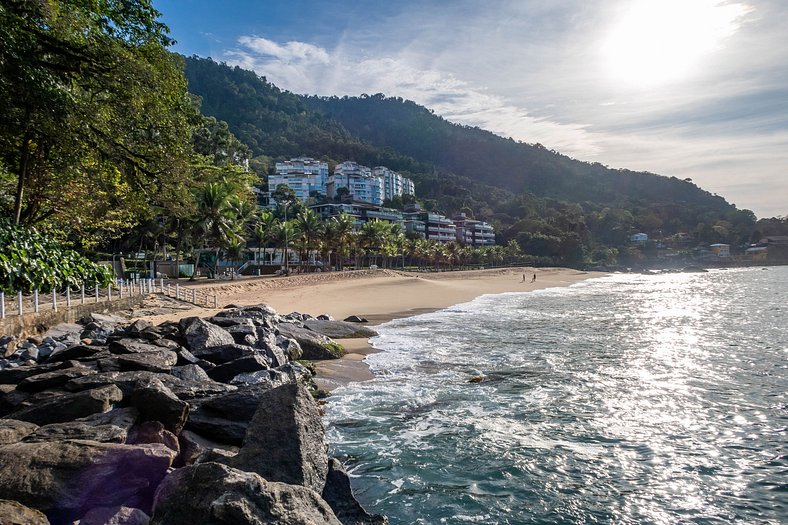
[130,379,189,434]
[117,350,178,373]
[0,499,50,525]
[317,314,334,321]
[256,329,288,367]
[304,320,378,339]
[185,387,270,446]
[24,420,127,443]
[16,363,96,393]
[0,419,38,444]
[109,339,167,355]
[127,421,179,455]
[229,370,275,387]
[343,315,368,323]
[206,355,270,383]
[322,458,388,525]
[150,462,342,525]
[0,361,68,384]
[225,384,328,493]
[191,343,257,364]
[225,319,259,346]
[79,505,150,525]
[0,440,174,522]
[178,430,239,466]
[277,323,345,360]
[5,385,123,425]
[170,364,211,382]
[277,335,304,361]
[0,385,29,417]
[182,318,235,352]
[65,371,236,400]
[125,319,153,335]
[46,344,106,363]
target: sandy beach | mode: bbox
[135,267,603,390]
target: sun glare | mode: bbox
[602,0,752,88]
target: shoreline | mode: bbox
[132,267,606,391]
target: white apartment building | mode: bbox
[372,166,416,202]
[329,161,384,205]
[268,157,329,203]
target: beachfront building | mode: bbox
[709,243,731,258]
[310,202,403,230]
[402,205,457,243]
[373,166,416,201]
[268,157,329,203]
[452,213,496,246]
[328,161,384,206]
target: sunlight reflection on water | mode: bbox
[326,267,788,525]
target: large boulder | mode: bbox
[181,318,235,352]
[224,384,328,493]
[5,385,122,425]
[116,350,178,373]
[304,320,378,339]
[276,324,345,360]
[78,505,150,525]
[190,343,257,364]
[0,419,38,444]
[185,386,271,445]
[150,462,341,525]
[0,440,175,523]
[0,499,50,525]
[178,430,239,466]
[205,355,270,383]
[129,379,189,434]
[322,459,388,525]
[23,420,127,444]
[45,344,106,363]
[16,363,96,393]
[65,371,236,401]
[108,339,165,355]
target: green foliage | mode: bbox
[0,219,114,292]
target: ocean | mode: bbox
[324,267,787,525]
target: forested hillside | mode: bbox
[184,56,757,264]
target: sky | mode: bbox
[159,0,788,219]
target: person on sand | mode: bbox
[521,274,526,282]
[531,273,537,282]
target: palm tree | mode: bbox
[193,182,241,278]
[294,209,323,271]
[252,209,276,269]
[271,220,295,272]
[359,220,392,267]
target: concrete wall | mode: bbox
[0,295,146,340]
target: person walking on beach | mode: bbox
[521,274,526,282]
[531,273,537,283]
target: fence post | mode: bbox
[34,289,39,313]
[119,281,123,299]
[95,284,99,303]
[214,294,217,308]
[52,289,57,312]
[18,291,23,315]
[192,289,196,304]
[66,288,71,308]
[167,284,171,297]
[107,285,112,302]
[81,284,85,305]
[0,292,4,319]
[175,283,180,300]
[160,278,164,292]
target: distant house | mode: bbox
[630,232,648,243]
[709,243,730,257]
[751,236,788,262]
[745,246,768,261]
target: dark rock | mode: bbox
[97,357,123,372]
[223,303,242,309]
[277,361,313,384]
[24,420,127,443]
[0,361,68,384]
[277,335,304,361]
[127,421,179,455]
[206,355,270,383]
[170,364,211,382]
[5,385,123,425]
[173,347,200,365]
[317,314,334,321]
[150,338,180,350]
[178,430,239,465]
[0,440,175,522]
[78,505,150,525]
[184,386,272,445]
[224,384,328,493]
[181,318,235,352]
[109,339,167,355]
[65,371,236,400]
[150,462,342,525]
[277,323,345,360]
[130,379,189,434]
[229,370,275,387]
[0,385,30,417]
[16,363,96,393]
[256,329,288,367]
[125,319,153,335]
[305,320,378,339]
[0,419,38,444]
[183,411,249,446]
[117,350,178,373]
[225,319,258,345]
[190,343,258,364]
[343,315,368,323]
[322,458,388,525]
[0,499,50,525]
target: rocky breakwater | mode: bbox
[0,305,384,525]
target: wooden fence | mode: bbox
[0,278,217,320]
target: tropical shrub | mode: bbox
[0,219,114,292]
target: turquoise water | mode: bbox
[324,267,788,524]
